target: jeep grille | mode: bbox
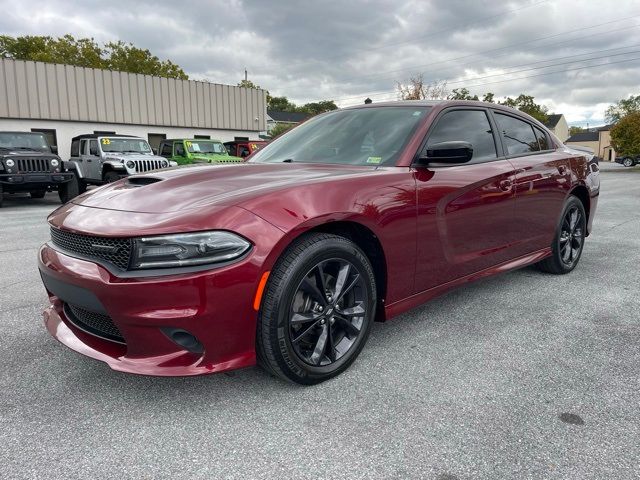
[50,227,132,270]
[134,160,166,173]
[17,157,50,173]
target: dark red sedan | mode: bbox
[39,101,599,384]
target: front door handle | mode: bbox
[499,179,512,191]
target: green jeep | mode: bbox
[158,139,244,165]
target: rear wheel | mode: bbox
[30,190,46,199]
[257,233,377,385]
[0,183,3,207]
[536,195,586,274]
[58,173,80,203]
[622,157,634,167]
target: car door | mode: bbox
[87,139,102,180]
[414,108,519,292]
[492,112,571,257]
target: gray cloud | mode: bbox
[1,0,639,125]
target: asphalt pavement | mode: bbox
[0,162,638,479]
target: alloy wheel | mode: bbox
[559,206,584,267]
[288,259,368,366]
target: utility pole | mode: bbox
[244,69,248,82]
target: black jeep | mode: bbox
[0,131,74,207]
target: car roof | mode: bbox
[71,134,142,141]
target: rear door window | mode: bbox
[495,113,540,155]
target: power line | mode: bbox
[339,55,640,106]
[332,45,640,103]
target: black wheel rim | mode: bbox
[559,206,584,267]
[288,259,368,367]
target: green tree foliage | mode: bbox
[268,95,298,111]
[482,92,495,103]
[610,112,640,155]
[448,88,479,100]
[499,94,549,123]
[568,126,584,136]
[298,100,338,115]
[0,34,188,79]
[269,123,295,138]
[605,94,640,124]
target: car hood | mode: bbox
[191,154,244,163]
[104,153,167,162]
[72,162,376,213]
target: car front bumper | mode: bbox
[0,172,73,188]
[38,243,265,376]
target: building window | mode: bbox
[194,135,211,139]
[31,128,57,148]
[148,133,167,153]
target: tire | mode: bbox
[0,182,3,208]
[622,157,634,167]
[536,195,587,274]
[103,171,120,183]
[30,190,46,199]
[256,233,377,385]
[58,173,80,204]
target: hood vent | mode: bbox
[126,176,163,187]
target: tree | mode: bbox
[482,92,495,103]
[499,94,548,123]
[0,34,188,79]
[569,126,584,136]
[268,95,298,112]
[396,74,448,100]
[269,123,295,138]
[610,112,640,156]
[605,94,640,124]
[447,88,478,101]
[298,100,338,115]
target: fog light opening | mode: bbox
[163,328,204,354]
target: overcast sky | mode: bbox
[1,0,639,126]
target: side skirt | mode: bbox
[383,247,551,321]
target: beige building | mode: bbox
[544,114,569,141]
[0,58,268,156]
[565,125,615,161]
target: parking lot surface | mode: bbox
[0,163,638,479]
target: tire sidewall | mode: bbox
[552,196,586,273]
[264,236,376,383]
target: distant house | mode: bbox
[544,114,569,141]
[266,110,312,133]
[565,125,615,161]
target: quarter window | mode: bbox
[533,126,550,151]
[495,113,540,155]
[175,142,185,156]
[70,140,80,157]
[160,142,173,157]
[426,110,497,162]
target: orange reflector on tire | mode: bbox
[253,271,270,311]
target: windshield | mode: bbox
[185,141,228,154]
[0,133,49,151]
[250,106,429,166]
[100,138,152,153]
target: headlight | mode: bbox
[126,161,135,169]
[131,231,251,269]
[6,159,15,167]
[51,159,59,167]
[162,160,168,168]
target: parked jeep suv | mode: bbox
[158,139,244,165]
[65,134,176,199]
[615,155,639,167]
[0,131,73,207]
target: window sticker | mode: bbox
[101,138,111,145]
[367,156,382,164]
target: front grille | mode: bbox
[64,303,125,344]
[135,160,165,173]
[17,157,50,173]
[50,227,132,270]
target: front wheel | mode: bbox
[257,233,377,385]
[58,173,80,203]
[536,195,586,274]
[622,157,634,167]
[103,171,121,183]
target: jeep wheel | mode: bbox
[103,171,120,183]
[0,182,3,207]
[30,190,46,199]
[59,173,80,204]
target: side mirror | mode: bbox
[417,141,473,166]
[50,145,58,154]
